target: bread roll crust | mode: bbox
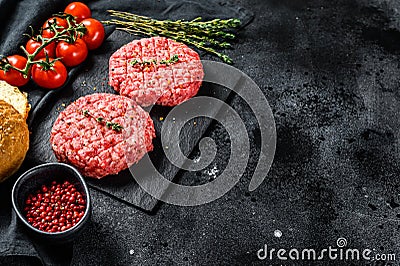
[0,100,29,183]
[0,80,30,120]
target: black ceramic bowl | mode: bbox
[11,163,91,243]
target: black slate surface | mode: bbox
[17,0,254,211]
[2,0,400,265]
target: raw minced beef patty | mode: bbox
[50,93,155,179]
[109,37,204,106]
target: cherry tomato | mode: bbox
[81,18,105,50]
[26,38,56,60]
[42,17,69,39]
[31,59,67,89]
[0,55,30,87]
[56,38,88,67]
[64,2,91,23]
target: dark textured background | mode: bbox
[1,0,400,265]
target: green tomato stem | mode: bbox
[0,14,86,76]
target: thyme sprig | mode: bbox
[82,110,123,132]
[130,54,179,66]
[103,10,241,64]
[0,14,86,76]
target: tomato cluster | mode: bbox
[0,2,105,89]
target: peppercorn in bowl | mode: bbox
[11,163,91,243]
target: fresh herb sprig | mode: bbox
[103,10,241,64]
[160,54,179,65]
[82,110,123,132]
[131,54,180,66]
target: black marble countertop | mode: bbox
[2,0,400,265]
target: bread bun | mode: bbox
[0,81,30,120]
[0,100,29,183]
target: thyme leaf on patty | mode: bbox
[130,54,179,66]
[82,110,123,132]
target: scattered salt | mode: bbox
[204,166,219,180]
[274,230,282,238]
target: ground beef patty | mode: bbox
[50,93,155,179]
[109,37,204,106]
